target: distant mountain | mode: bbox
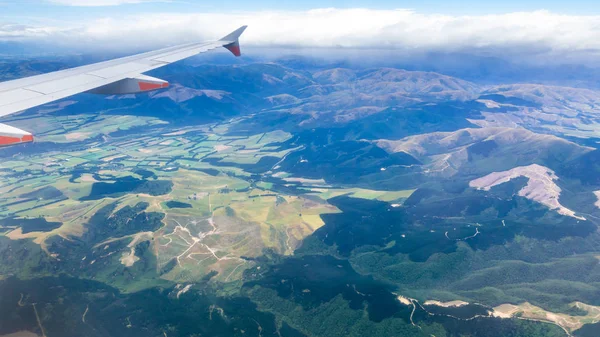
[152,63,316,98]
[97,63,483,127]
[468,84,600,140]
[311,67,479,100]
[483,84,600,115]
[354,68,480,101]
[275,51,600,89]
[148,85,230,103]
[261,67,482,125]
[312,68,357,84]
[376,127,592,177]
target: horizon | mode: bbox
[1,1,600,65]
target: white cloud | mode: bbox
[0,23,69,39]
[4,8,600,58]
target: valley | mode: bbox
[1,58,600,336]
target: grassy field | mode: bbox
[0,116,389,285]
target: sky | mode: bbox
[2,0,600,65]
[3,0,600,16]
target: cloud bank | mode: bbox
[3,8,600,62]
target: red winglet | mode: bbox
[219,26,246,57]
[224,42,242,57]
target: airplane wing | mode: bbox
[0,25,247,147]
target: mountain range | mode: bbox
[1,54,600,337]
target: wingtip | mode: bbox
[219,25,248,42]
[221,25,247,57]
[224,41,242,57]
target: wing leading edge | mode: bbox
[0,25,247,146]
